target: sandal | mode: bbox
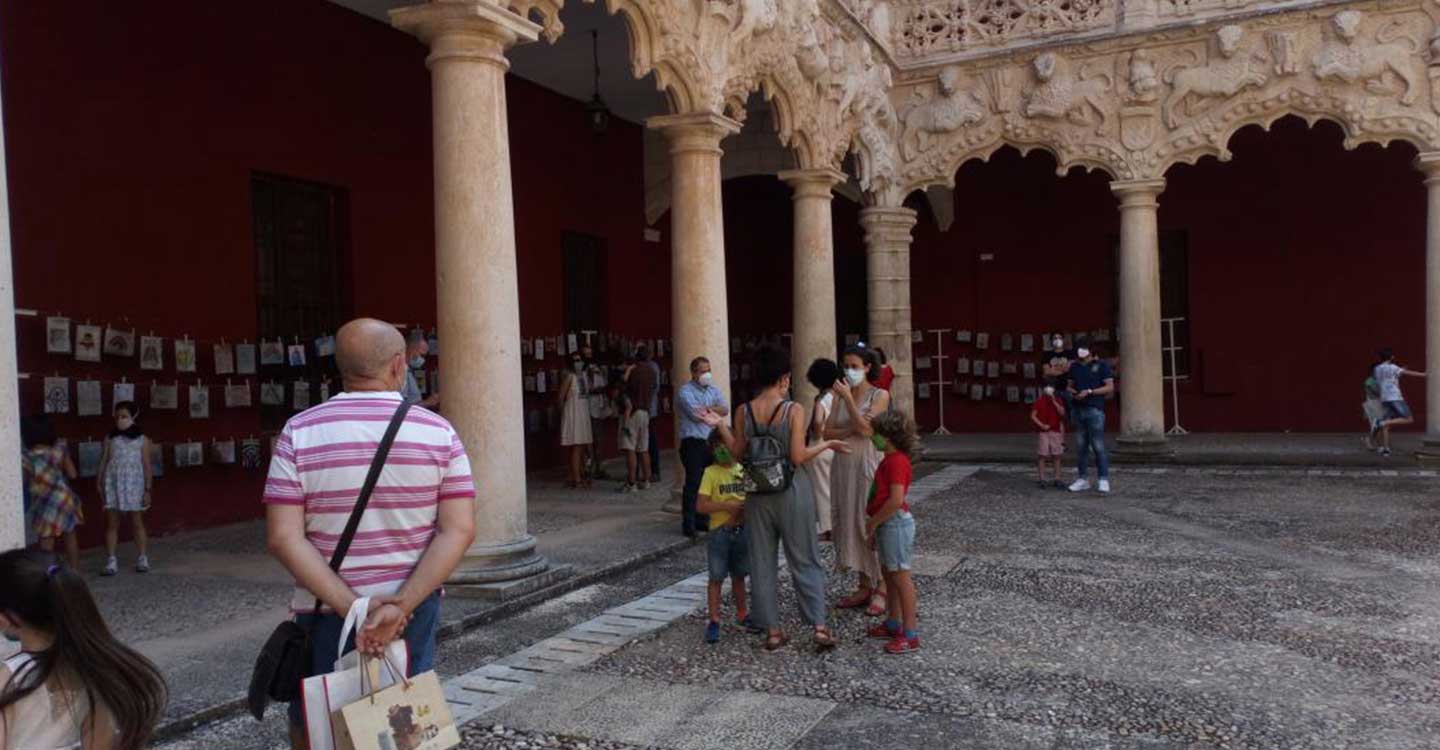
[865,591,889,617]
[812,625,838,651]
[836,590,872,610]
[763,632,790,651]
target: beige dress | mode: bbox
[828,387,882,580]
[559,371,593,447]
[805,392,835,535]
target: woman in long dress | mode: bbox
[804,358,840,541]
[825,346,890,616]
[559,352,594,488]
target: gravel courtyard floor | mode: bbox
[481,466,1440,750]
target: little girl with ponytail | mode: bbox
[0,549,167,750]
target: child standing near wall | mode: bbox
[1030,384,1067,487]
[97,402,155,576]
[21,416,83,570]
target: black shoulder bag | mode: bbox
[246,400,412,720]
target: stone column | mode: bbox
[1418,153,1440,445]
[859,206,918,417]
[0,70,20,552]
[392,1,551,592]
[1111,178,1167,449]
[780,168,845,406]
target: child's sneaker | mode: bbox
[884,635,921,654]
[616,483,636,494]
[1097,479,1111,494]
[1067,478,1092,492]
[135,555,151,573]
[101,557,118,577]
[1380,447,1392,457]
[867,622,901,640]
[704,621,721,644]
[638,481,649,491]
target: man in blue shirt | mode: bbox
[677,356,729,537]
[1066,340,1115,494]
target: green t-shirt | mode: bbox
[699,463,747,527]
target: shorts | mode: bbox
[1383,400,1413,420]
[287,591,441,726]
[876,511,915,573]
[706,526,750,581]
[618,409,650,452]
[1037,430,1064,457]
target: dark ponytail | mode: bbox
[0,550,166,750]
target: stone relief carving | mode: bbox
[901,66,989,157]
[881,0,1440,196]
[1024,52,1113,134]
[1162,25,1268,128]
[892,0,1114,59]
[1312,10,1421,106]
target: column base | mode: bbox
[445,565,574,602]
[446,534,553,589]
[1415,434,1440,461]
[1114,433,1173,457]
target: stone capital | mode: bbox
[778,168,848,200]
[1110,178,1166,209]
[859,205,918,234]
[390,0,540,68]
[1417,152,1440,183]
[647,112,742,156]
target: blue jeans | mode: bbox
[706,526,750,581]
[1074,407,1109,480]
[286,591,441,726]
[876,512,915,572]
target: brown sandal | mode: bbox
[812,625,837,651]
[763,632,790,651]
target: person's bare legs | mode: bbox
[639,452,652,484]
[893,569,918,635]
[62,532,80,570]
[131,512,149,557]
[104,509,120,557]
[1052,456,1063,483]
[625,450,637,485]
[1036,456,1047,483]
[732,575,750,622]
[567,445,584,486]
[707,579,724,623]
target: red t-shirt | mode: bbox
[866,452,913,516]
[1033,395,1063,431]
[873,365,895,391]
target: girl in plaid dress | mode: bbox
[20,416,82,569]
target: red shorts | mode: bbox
[1037,430,1064,457]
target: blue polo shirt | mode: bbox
[677,380,726,441]
[1068,359,1114,410]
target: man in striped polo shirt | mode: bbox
[264,318,476,747]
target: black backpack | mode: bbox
[745,401,794,494]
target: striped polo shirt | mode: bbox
[263,390,475,612]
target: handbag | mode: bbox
[247,400,413,720]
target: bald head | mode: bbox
[336,318,406,383]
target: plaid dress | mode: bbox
[24,443,82,537]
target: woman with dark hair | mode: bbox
[871,347,895,391]
[805,358,841,541]
[724,346,848,651]
[0,549,167,750]
[826,345,891,616]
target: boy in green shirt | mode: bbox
[697,427,758,643]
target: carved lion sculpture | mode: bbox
[902,66,988,158]
[1163,25,1268,128]
[1024,52,1112,134]
[1312,10,1420,106]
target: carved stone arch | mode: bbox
[902,137,1124,197]
[585,0,699,116]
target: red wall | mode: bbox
[905,118,1425,433]
[2,0,656,544]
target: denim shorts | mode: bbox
[287,591,441,726]
[876,512,915,573]
[706,526,750,581]
[1384,400,1413,420]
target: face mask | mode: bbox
[409,356,426,370]
[1052,338,1064,350]
[698,372,714,386]
[116,417,134,431]
[845,368,865,386]
[713,446,733,464]
[1076,347,1091,359]
[871,435,889,452]
[572,361,583,373]
[1043,385,1055,396]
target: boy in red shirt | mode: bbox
[863,410,921,655]
[1030,384,1066,488]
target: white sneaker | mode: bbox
[101,557,118,577]
[1097,479,1111,494]
[1067,479,1092,493]
[135,555,151,573]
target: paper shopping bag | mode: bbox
[339,670,459,750]
[300,598,410,750]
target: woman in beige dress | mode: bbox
[805,358,841,541]
[825,346,890,616]
[559,353,594,488]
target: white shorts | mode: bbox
[619,410,649,452]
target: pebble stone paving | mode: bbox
[489,468,1440,750]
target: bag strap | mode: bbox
[308,400,412,616]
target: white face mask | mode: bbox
[1043,385,1055,396]
[844,368,865,386]
[116,416,134,431]
[698,372,714,386]
[1076,347,1091,359]
[1052,338,1064,350]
